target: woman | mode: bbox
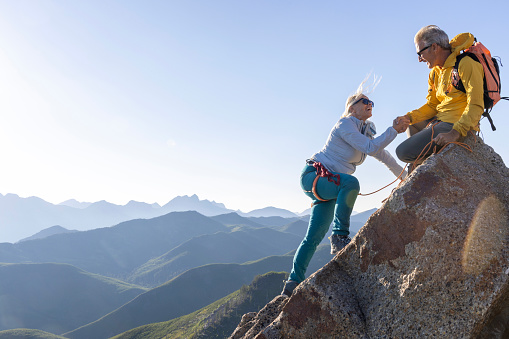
[282,80,409,297]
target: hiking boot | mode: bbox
[281,280,299,297]
[330,234,351,255]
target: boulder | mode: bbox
[230,135,509,338]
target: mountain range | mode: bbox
[0,270,293,339]
[0,207,341,338]
[64,251,330,339]
[0,263,147,334]
[0,211,229,278]
[0,192,377,338]
[110,271,288,339]
[0,193,306,243]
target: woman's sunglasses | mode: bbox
[352,97,374,108]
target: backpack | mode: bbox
[451,39,509,131]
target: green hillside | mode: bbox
[112,272,287,339]
[65,244,330,339]
[0,329,67,339]
[0,211,228,278]
[128,227,302,287]
[0,263,147,334]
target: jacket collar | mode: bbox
[347,115,364,129]
[346,115,374,135]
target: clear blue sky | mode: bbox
[1,0,508,213]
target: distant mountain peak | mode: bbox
[239,206,299,218]
[1,192,374,243]
[125,200,161,208]
[18,225,78,243]
[162,195,229,214]
[88,200,113,207]
[59,199,93,209]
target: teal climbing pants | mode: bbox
[289,164,360,283]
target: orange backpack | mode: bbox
[452,39,508,131]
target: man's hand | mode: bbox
[433,129,460,146]
[392,116,410,133]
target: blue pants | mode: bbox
[289,164,360,283]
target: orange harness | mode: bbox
[312,175,328,202]
[305,161,341,204]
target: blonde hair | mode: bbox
[341,74,381,118]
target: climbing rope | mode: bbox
[358,165,407,196]
[358,121,474,197]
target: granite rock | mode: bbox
[230,135,509,338]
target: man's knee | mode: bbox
[395,143,405,161]
[396,142,414,163]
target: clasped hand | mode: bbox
[392,116,410,133]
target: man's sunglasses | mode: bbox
[352,97,374,108]
[417,44,432,57]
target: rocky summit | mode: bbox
[230,135,509,339]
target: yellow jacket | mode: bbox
[406,33,484,137]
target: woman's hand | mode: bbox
[393,116,410,133]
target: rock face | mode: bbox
[230,136,509,338]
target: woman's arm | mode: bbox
[372,149,407,178]
[340,118,398,156]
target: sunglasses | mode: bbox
[352,97,374,108]
[417,44,432,57]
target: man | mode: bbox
[395,25,484,166]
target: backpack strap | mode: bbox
[452,52,480,93]
[453,52,498,131]
[484,110,497,131]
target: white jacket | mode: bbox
[312,116,405,177]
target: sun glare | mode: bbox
[462,195,508,275]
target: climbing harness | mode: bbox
[304,161,341,205]
[312,175,328,202]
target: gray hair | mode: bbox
[414,25,450,50]
[341,74,380,118]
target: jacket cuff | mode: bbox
[452,123,467,137]
[405,113,413,124]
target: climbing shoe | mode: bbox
[330,234,351,255]
[281,280,299,297]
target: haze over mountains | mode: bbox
[0,193,308,243]
[0,262,147,335]
[0,190,377,338]
[0,208,355,337]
